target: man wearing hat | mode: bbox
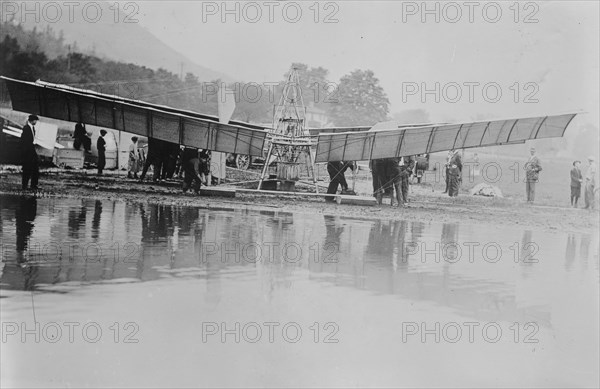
[584,156,597,210]
[570,160,583,207]
[97,130,107,175]
[20,114,40,190]
[524,147,542,202]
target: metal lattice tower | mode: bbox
[258,67,318,192]
[272,68,308,138]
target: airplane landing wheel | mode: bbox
[236,155,251,170]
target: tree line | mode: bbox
[0,21,390,127]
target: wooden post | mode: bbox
[307,145,318,194]
[258,141,274,190]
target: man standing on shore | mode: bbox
[447,150,462,197]
[396,156,415,205]
[570,160,583,207]
[20,114,39,191]
[583,156,597,210]
[524,147,542,203]
[97,130,107,176]
[128,136,140,179]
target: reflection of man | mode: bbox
[16,196,37,262]
[20,114,39,190]
[524,147,542,203]
[322,215,344,269]
[565,234,576,271]
[583,156,597,210]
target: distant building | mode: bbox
[306,102,329,128]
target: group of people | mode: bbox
[71,122,108,175]
[570,156,597,209]
[325,156,418,206]
[127,136,211,193]
[16,115,599,210]
[524,147,597,209]
[370,156,416,206]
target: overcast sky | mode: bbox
[132,1,596,128]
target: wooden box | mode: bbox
[56,148,85,169]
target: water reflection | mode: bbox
[565,234,576,271]
[15,196,37,259]
[0,194,598,326]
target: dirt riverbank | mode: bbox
[1,168,598,235]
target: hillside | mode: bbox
[11,1,231,82]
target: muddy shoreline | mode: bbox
[1,170,598,235]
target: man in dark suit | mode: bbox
[97,130,107,175]
[20,114,39,190]
[524,147,542,202]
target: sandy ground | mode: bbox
[1,166,598,235]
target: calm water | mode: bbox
[1,194,598,388]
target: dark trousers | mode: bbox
[526,181,536,202]
[22,154,39,189]
[399,173,409,203]
[97,152,106,175]
[571,186,581,206]
[389,169,409,205]
[326,163,348,201]
[372,160,390,204]
[584,183,595,209]
[162,156,177,179]
[183,158,202,193]
[140,154,162,181]
[448,174,460,197]
[73,136,91,152]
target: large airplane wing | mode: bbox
[315,114,577,163]
[308,122,448,136]
[307,126,371,136]
[1,77,267,157]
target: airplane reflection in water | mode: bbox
[0,194,598,327]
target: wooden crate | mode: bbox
[56,148,85,169]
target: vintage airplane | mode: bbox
[1,76,577,170]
